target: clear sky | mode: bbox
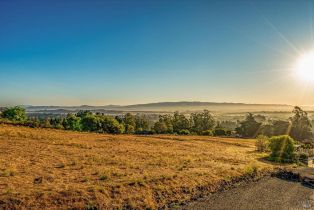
[1,0,314,106]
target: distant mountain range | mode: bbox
[23,101,297,113]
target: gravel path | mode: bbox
[184,177,314,210]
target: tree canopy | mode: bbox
[289,106,312,141]
[1,106,27,122]
[235,113,261,138]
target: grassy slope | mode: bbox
[0,125,273,209]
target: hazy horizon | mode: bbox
[1,0,314,106]
[0,100,300,107]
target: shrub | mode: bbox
[292,152,309,164]
[178,129,190,135]
[255,135,269,152]
[213,128,226,136]
[134,130,154,135]
[244,164,259,176]
[201,130,213,136]
[25,119,40,128]
[269,135,295,163]
[299,152,309,161]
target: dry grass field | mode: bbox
[0,124,274,209]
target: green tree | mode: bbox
[160,114,174,133]
[235,113,261,138]
[272,120,290,136]
[135,114,150,132]
[172,111,190,133]
[260,123,272,137]
[261,120,290,137]
[1,106,27,122]
[190,110,215,135]
[63,114,82,131]
[123,113,136,134]
[289,106,312,141]
[100,116,124,134]
[153,121,168,134]
[219,120,237,130]
[254,114,266,123]
[81,115,100,132]
[76,110,93,118]
[50,118,64,129]
[153,114,174,134]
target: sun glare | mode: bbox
[296,51,314,81]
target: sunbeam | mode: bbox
[262,16,301,55]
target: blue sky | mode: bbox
[1,0,314,106]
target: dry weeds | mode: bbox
[0,124,274,209]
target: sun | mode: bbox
[295,51,314,81]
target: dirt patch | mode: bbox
[184,176,314,210]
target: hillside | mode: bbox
[23,101,294,115]
[0,125,274,209]
[122,101,293,112]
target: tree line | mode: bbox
[236,106,313,142]
[0,106,313,142]
[0,107,219,135]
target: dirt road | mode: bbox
[184,177,314,210]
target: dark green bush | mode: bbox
[201,130,213,136]
[269,135,295,163]
[178,129,190,135]
[213,128,226,136]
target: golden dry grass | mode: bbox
[0,124,273,209]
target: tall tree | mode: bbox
[172,111,190,133]
[272,120,290,136]
[289,106,312,141]
[135,114,150,132]
[153,114,173,134]
[190,110,215,134]
[123,113,136,134]
[235,113,261,138]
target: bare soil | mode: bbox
[184,176,314,210]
